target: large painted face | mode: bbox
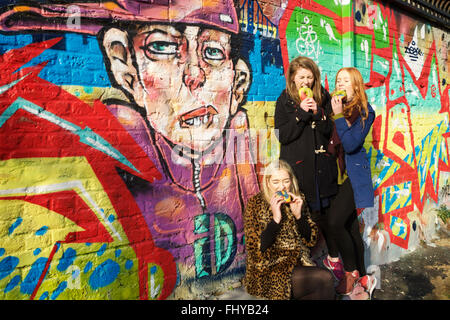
[131,24,237,153]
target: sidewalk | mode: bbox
[213,230,450,300]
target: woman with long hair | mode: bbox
[275,56,338,231]
[323,67,377,298]
[243,160,335,300]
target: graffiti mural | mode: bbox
[0,0,448,299]
[279,0,449,256]
[0,0,267,300]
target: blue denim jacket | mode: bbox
[334,103,375,209]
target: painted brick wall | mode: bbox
[0,0,448,300]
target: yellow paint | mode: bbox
[0,157,145,300]
[0,157,125,242]
[13,6,30,12]
[104,2,120,10]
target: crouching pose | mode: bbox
[243,160,335,300]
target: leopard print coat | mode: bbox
[243,192,318,300]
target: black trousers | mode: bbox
[312,179,366,275]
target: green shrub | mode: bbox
[435,205,450,224]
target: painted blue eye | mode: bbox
[204,47,225,60]
[145,41,178,55]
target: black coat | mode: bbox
[275,88,338,205]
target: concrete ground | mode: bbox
[213,230,450,300]
[373,231,449,300]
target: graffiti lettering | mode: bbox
[405,40,424,62]
[194,213,237,278]
[296,17,322,60]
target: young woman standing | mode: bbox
[275,56,338,228]
[324,67,377,298]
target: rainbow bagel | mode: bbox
[298,87,313,101]
[276,190,291,203]
[332,90,347,98]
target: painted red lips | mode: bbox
[179,105,218,128]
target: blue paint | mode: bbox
[84,261,93,273]
[33,248,41,256]
[84,87,94,94]
[35,226,48,236]
[51,281,67,300]
[4,275,21,293]
[71,267,80,280]
[0,248,5,257]
[0,256,19,280]
[125,260,133,270]
[57,248,77,272]
[39,291,49,300]
[8,217,22,235]
[89,259,120,290]
[0,33,110,87]
[108,214,115,223]
[150,266,157,275]
[20,257,48,295]
[97,244,107,257]
[175,264,181,287]
[243,32,285,101]
[115,249,121,258]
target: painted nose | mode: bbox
[183,63,206,92]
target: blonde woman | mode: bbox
[243,160,335,300]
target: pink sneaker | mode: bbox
[357,275,377,299]
[347,283,370,300]
[336,270,360,295]
[323,256,344,281]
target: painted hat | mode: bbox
[0,0,239,34]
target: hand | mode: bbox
[331,96,343,115]
[300,97,317,114]
[287,192,303,220]
[270,193,284,224]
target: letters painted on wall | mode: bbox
[0,0,448,299]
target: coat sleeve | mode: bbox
[275,94,312,145]
[334,106,375,154]
[244,196,289,272]
[260,220,281,252]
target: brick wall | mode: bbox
[0,0,448,299]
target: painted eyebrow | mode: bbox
[141,28,182,38]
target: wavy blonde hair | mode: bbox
[261,159,300,203]
[335,67,369,126]
[286,56,323,107]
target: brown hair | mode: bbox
[286,56,323,107]
[335,67,369,126]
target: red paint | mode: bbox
[372,115,382,150]
[279,1,450,250]
[0,40,176,299]
[392,131,406,150]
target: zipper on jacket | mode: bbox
[193,160,207,212]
